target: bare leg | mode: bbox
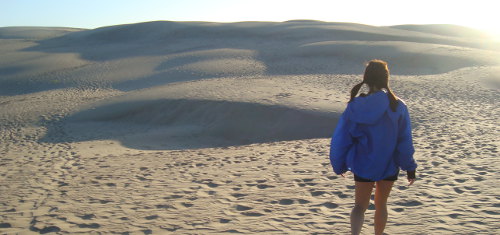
[374,180,394,235]
[351,181,375,235]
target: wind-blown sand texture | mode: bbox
[1,21,499,234]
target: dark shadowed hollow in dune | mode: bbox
[40,99,338,150]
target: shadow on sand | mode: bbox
[39,98,339,150]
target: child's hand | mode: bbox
[407,170,416,186]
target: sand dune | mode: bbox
[0,21,499,234]
[297,40,498,74]
[0,27,83,40]
[2,21,499,96]
[389,24,492,39]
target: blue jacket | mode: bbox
[329,91,417,181]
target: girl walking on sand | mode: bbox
[329,60,417,235]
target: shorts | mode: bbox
[354,172,399,182]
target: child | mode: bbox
[330,59,417,235]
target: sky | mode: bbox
[1,0,499,37]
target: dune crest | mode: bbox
[1,21,499,95]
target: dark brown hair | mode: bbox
[349,59,399,111]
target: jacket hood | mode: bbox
[346,91,390,124]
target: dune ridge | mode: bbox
[1,21,499,96]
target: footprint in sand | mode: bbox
[31,225,61,234]
[454,178,467,183]
[448,213,462,219]
[235,204,264,217]
[78,214,95,220]
[231,193,247,198]
[257,184,275,189]
[321,202,339,209]
[164,194,183,199]
[241,212,265,217]
[310,190,327,197]
[236,205,252,211]
[279,199,294,205]
[473,176,485,182]
[145,215,159,220]
[392,208,405,212]
[454,188,464,194]
[302,178,317,186]
[77,223,100,228]
[298,199,310,204]
[0,223,12,228]
[395,200,423,207]
[155,204,172,209]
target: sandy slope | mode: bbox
[0,21,499,234]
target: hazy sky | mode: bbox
[2,0,498,35]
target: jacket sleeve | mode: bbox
[329,111,352,175]
[395,105,417,171]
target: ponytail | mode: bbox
[349,82,364,103]
[385,86,399,112]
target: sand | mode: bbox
[0,21,499,234]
